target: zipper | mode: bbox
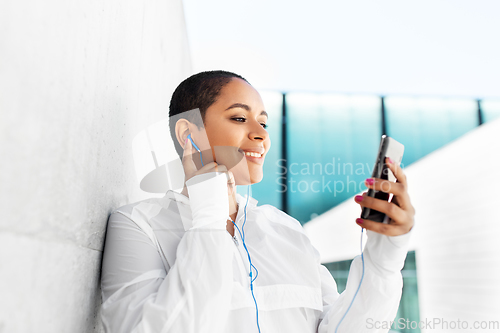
[230,221,252,289]
[228,217,239,247]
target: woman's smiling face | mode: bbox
[186,78,271,185]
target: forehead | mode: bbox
[213,78,265,110]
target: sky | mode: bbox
[182,0,500,99]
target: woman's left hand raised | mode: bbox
[353,157,415,236]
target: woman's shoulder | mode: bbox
[255,204,305,234]
[111,196,164,216]
[108,193,186,230]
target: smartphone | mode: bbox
[361,135,404,223]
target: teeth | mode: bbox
[245,152,262,157]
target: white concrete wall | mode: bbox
[304,119,500,332]
[0,0,191,332]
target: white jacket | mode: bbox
[101,172,411,333]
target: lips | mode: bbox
[243,151,263,157]
[238,147,266,156]
[238,147,266,164]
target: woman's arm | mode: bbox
[316,230,411,332]
[101,172,236,333]
[318,157,415,332]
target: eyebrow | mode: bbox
[225,103,268,118]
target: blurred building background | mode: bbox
[1,0,499,332]
[182,0,500,332]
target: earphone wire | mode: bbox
[187,134,204,166]
[190,139,259,331]
[231,185,261,332]
[334,227,365,333]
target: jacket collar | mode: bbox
[163,189,258,209]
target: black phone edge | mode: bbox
[360,135,390,222]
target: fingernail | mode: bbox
[387,157,394,164]
[355,195,363,202]
[185,138,188,144]
[356,218,363,224]
[365,178,374,185]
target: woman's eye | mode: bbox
[231,117,268,129]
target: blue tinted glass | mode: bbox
[385,97,478,166]
[287,93,382,224]
[239,91,283,209]
[482,99,500,123]
[324,251,420,331]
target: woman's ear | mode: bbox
[175,119,191,149]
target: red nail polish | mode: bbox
[365,178,374,185]
[387,157,394,164]
[356,218,363,224]
[355,195,363,202]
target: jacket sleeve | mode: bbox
[100,172,235,333]
[317,229,412,333]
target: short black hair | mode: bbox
[169,70,249,159]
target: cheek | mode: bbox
[205,129,227,161]
[265,138,271,152]
[206,125,240,149]
[213,146,243,168]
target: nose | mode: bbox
[249,119,269,141]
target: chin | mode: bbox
[250,172,264,184]
[234,171,263,186]
[231,158,264,185]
